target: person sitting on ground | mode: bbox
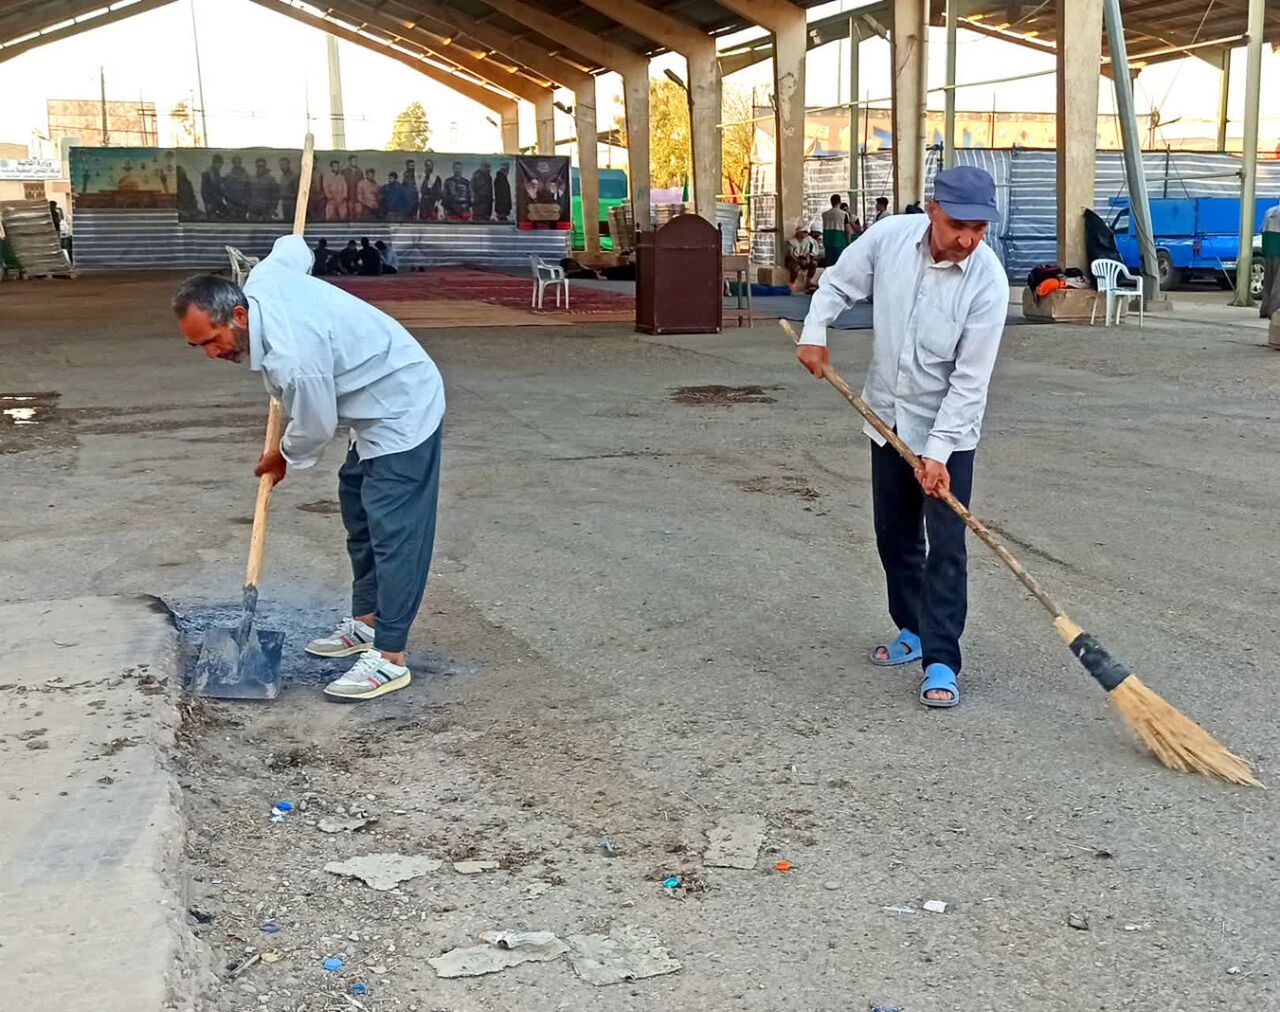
[173,235,445,701]
[806,223,825,267]
[375,240,399,274]
[312,238,336,276]
[338,239,359,275]
[357,237,382,276]
[785,225,818,290]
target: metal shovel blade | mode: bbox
[190,625,285,700]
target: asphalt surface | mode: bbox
[1,273,1277,1010]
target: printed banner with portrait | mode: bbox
[70,147,532,225]
[515,155,571,230]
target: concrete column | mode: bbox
[500,106,519,152]
[535,91,556,154]
[773,9,808,261]
[943,0,958,169]
[890,0,927,210]
[1055,0,1102,269]
[1232,0,1264,307]
[1216,49,1231,152]
[621,69,651,232]
[575,82,600,254]
[686,43,721,225]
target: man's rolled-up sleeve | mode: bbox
[799,228,876,347]
[922,283,1007,464]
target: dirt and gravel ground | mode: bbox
[2,274,1279,1011]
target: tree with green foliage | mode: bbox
[387,102,431,151]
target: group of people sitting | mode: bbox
[312,237,399,277]
[785,194,905,290]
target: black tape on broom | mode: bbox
[1069,633,1132,692]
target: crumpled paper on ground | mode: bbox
[565,924,682,986]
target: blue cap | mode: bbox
[931,165,1000,223]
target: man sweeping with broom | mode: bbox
[796,166,1006,709]
[174,234,445,701]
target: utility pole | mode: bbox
[100,68,109,145]
[327,34,347,149]
[943,0,957,168]
[190,0,210,145]
[1231,0,1264,307]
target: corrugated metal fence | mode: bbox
[750,149,1280,278]
[70,208,569,272]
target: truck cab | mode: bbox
[1109,196,1266,297]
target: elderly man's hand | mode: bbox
[255,448,287,487]
[915,457,950,498]
[796,344,830,378]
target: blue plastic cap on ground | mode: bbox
[323,957,344,972]
[349,983,368,995]
[662,876,680,889]
[260,921,279,934]
[275,801,294,811]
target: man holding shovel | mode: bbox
[796,166,1006,708]
[174,234,445,701]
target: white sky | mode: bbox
[0,0,1274,155]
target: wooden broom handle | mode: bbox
[780,320,1070,624]
[245,132,314,590]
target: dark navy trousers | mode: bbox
[870,439,975,673]
[338,427,442,653]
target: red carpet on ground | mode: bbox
[330,268,634,315]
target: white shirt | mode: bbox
[244,235,445,469]
[800,213,1007,463]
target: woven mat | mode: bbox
[372,298,634,329]
[331,267,635,315]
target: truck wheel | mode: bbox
[1250,256,1265,300]
[1157,250,1181,291]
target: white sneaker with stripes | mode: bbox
[305,617,376,658]
[323,650,411,701]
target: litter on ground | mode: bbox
[323,853,443,890]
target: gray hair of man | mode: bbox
[172,273,247,323]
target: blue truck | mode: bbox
[1108,196,1269,297]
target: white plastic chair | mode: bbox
[530,254,568,309]
[227,246,260,287]
[1090,258,1143,327]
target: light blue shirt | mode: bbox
[243,235,445,469]
[799,213,1007,463]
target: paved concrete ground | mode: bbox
[1,273,1278,1010]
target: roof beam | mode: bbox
[0,0,178,63]
[403,2,593,91]
[246,0,519,118]
[478,0,642,71]
[317,0,549,100]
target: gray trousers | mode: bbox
[338,428,442,653]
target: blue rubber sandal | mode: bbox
[870,629,922,667]
[920,663,960,708]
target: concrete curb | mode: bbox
[0,595,213,1011]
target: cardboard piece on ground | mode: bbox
[565,924,682,986]
[703,814,765,869]
[323,853,442,890]
[428,932,568,978]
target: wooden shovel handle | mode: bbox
[244,132,313,590]
[780,319,1069,624]
[245,397,283,589]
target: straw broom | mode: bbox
[779,319,1258,786]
